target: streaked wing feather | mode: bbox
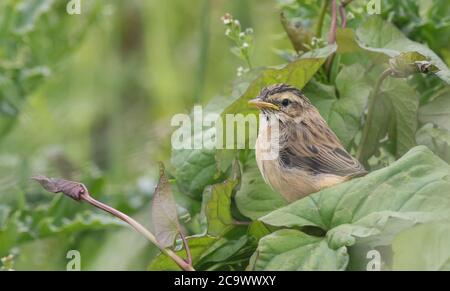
[280,120,367,177]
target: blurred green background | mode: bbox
[1,0,449,271]
[0,0,288,270]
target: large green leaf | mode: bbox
[383,78,419,157]
[235,157,287,220]
[305,64,371,148]
[359,78,419,162]
[356,16,450,84]
[416,124,450,163]
[391,222,450,271]
[198,227,249,269]
[170,87,254,198]
[148,236,217,271]
[222,45,336,116]
[260,146,450,248]
[419,90,450,132]
[249,229,348,271]
[200,162,240,236]
[148,227,251,271]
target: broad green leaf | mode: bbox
[303,80,337,119]
[326,211,442,250]
[336,28,361,54]
[235,156,287,220]
[148,236,217,271]
[419,90,450,132]
[170,91,250,198]
[356,16,450,84]
[152,163,181,248]
[200,162,240,236]
[198,227,248,267]
[172,148,225,198]
[416,124,450,163]
[260,146,450,246]
[391,222,450,271]
[330,64,371,147]
[248,221,270,242]
[383,78,419,157]
[222,45,336,116]
[249,229,348,271]
[304,64,371,149]
[359,78,419,162]
[149,228,251,271]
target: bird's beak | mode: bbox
[248,98,280,110]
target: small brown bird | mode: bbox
[249,83,367,202]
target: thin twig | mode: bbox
[179,231,192,265]
[328,0,338,44]
[32,176,196,271]
[82,194,195,271]
[233,220,251,226]
[356,68,392,162]
[324,0,338,80]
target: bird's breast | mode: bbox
[255,119,347,202]
[255,121,318,202]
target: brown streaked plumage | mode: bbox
[249,83,367,202]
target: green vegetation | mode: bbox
[1,0,450,271]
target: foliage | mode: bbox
[0,0,100,138]
[1,0,450,270]
[149,0,450,271]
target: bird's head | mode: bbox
[248,83,312,121]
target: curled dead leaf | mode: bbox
[32,176,87,201]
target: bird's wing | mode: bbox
[279,120,367,177]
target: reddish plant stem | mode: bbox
[233,220,251,226]
[328,0,338,44]
[324,0,338,79]
[179,232,192,265]
[82,194,195,271]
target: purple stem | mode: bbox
[328,0,338,44]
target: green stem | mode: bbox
[316,0,329,38]
[356,68,392,162]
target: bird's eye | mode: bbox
[281,99,290,107]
